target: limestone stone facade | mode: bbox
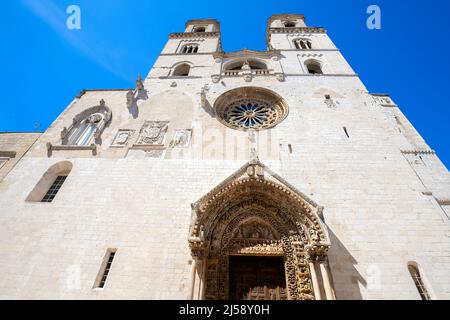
[0,14,449,300]
[0,132,41,182]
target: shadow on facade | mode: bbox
[202,99,215,118]
[327,228,366,300]
[128,100,139,119]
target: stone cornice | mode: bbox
[76,88,133,99]
[213,48,280,59]
[401,149,436,155]
[169,32,220,39]
[285,73,359,77]
[270,27,326,34]
[283,49,340,52]
[160,52,217,56]
[46,143,97,156]
[267,27,326,47]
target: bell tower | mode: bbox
[266,14,335,51]
[266,14,354,75]
[161,19,222,55]
[147,19,221,79]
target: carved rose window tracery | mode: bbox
[214,87,288,131]
[222,100,280,130]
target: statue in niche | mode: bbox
[248,130,258,161]
[241,60,251,71]
[136,74,144,92]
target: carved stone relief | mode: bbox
[111,129,135,148]
[137,121,169,146]
[170,129,192,148]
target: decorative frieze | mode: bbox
[401,150,436,155]
[169,32,220,39]
[299,53,324,58]
[270,27,326,34]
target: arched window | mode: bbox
[67,113,102,146]
[26,161,73,203]
[284,21,296,28]
[293,39,312,50]
[408,262,431,300]
[61,100,112,146]
[173,63,191,76]
[181,44,199,54]
[224,59,268,71]
[305,60,323,75]
[193,26,206,33]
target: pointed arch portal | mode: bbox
[188,161,336,300]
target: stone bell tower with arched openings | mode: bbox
[0,14,449,301]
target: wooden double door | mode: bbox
[229,256,287,300]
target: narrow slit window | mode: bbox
[95,249,117,289]
[0,157,9,169]
[408,264,431,300]
[343,127,350,139]
[288,144,293,154]
[41,175,67,203]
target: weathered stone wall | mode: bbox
[0,132,41,182]
[0,15,449,300]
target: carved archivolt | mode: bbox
[189,160,330,300]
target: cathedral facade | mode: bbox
[0,14,449,300]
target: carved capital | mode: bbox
[188,237,208,259]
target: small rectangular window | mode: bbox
[41,176,67,203]
[343,127,350,139]
[288,144,293,154]
[0,157,9,169]
[325,95,331,100]
[94,249,117,289]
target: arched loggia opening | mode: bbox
[188,161,335,300]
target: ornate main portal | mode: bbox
[188,161,336,300]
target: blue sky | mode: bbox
[1,0,449,167]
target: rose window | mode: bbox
[222,100,280,129]
[215,87,288,131]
